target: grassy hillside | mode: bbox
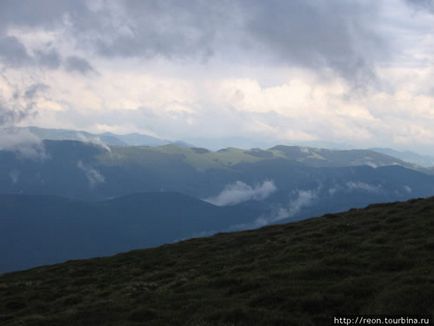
[1,197,434,325]
[104,143,412,171]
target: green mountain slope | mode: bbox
[1,140,430,203]
[105,143,414,171]
[1,197,433,325]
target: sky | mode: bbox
[0,0,434,152]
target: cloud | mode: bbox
[0,102,29,127]
[1,1,434,154]
[0,80,47,159]
[24,83,49,99]
[328,187,338,196]
[327,181,384,196]
[268,190,318,223]
[345,181,382,193]
[0,0,87,31]
[0,79,48,127]
[0,128,46,159]
[243,0,384,85]
[76,133,111,152]
[65,56,95,74]
[77,160,105,188]
[327,182,382,196]
[0,35,31,66]
[94,1,385,83]
[9,169,19,184]
[205,180,276,206]
[0,80,45,130]
[405,0,434,12]
[0,0,387,83]
[0,35,63,69]
[35,49,62,69]
[235,189,318,230]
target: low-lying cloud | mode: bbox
[0,128,46,159]
[0,80,47,159]
[205,180,276,206]
[232,189,318,230]
[258,189,318,226]
[9,169,19,184]
[77,133,111,152]
[327,181,383,196]
[345,181,381,193]
[277,190,318,220]
[77,161,105,188]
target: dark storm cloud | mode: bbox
[74,0,386,83]
[84,0,227,60]
[0,41,64,69]
[0,0,387,83]
[0,0,90,70]
[0,0,88,31]
[0,35,62,69]
[243,0,384,84]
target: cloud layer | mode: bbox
[1,1,434,153]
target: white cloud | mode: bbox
[77,161,105,188]
[3,60,434,154]
[76,133,111,152]
[346,181,382,193]
[239,189,318,229]
[0,128,46,160]
[9,169,19,184]
[272,190,317,221]
[205,180,276,206]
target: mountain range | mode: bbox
[2,137,434,272]
[1,139,430,202]
[19,126,188,147]
[371,147,434,167]
[16,127,434,167]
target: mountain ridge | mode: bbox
[2,139,434,225]
[15,127,434,169]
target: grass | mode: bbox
[1,198,434,325]
[98,145,264,171]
